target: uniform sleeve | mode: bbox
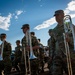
[14,47,17,57]
[6,43,12,56]
[47,39,50,47]
[32,36,39,46]
[49,37,56,58]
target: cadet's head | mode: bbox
[54,10,64,23]
[38,39,40,42]
[16,40,20,45]
[0,33,6,41]
[30,32,35,36]
[48,29,53,36]
[21,24,30,34]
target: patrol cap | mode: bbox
[30,32,35,35]
[48,29,53,33]
[21,24,29,29]
[0,33,6,37]
[16,40,20,43]
[54,10,64,16]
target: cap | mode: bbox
[16,40,20,43]
[48,29,53,33]
[54,10,64,16]
[0,33,6,37]
[21,24,29,29]
[30,32,35,35]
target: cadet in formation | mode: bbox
[47,29,56,75]
[0,33,12,75]
[30,31,41,75]
[20,24,40,75]
[13,40,22,73]
[37,38,44,73]
[20,24,30,75]
[48,9,75,75]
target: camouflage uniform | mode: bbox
[51,24,69,75]
[47,29,56,75]
[20,36,27,74]
[38,41,44,72]
[48,27,68,75]
[48,9,75,75]
[20,34,39,75]
[47,29,56,58]
[0,41,12,75]
[0,45,4,75]
[48,10,70,75]
[21,24,40,75]
[14,44,22,72]
[29,35,39,75]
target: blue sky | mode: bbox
[0,0,75,50]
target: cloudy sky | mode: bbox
[0,0,75,50]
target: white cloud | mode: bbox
[15,10,23,19]
[0,10,24,30]
[69,14,75,18]
[15,15,18,19]
[0,13,12,30]
[66,1,75,11]
[64,9,70,14]
[16,10,23,15]
[34,1,75,30]
[64,1,75,20]
[34,17,56,30]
